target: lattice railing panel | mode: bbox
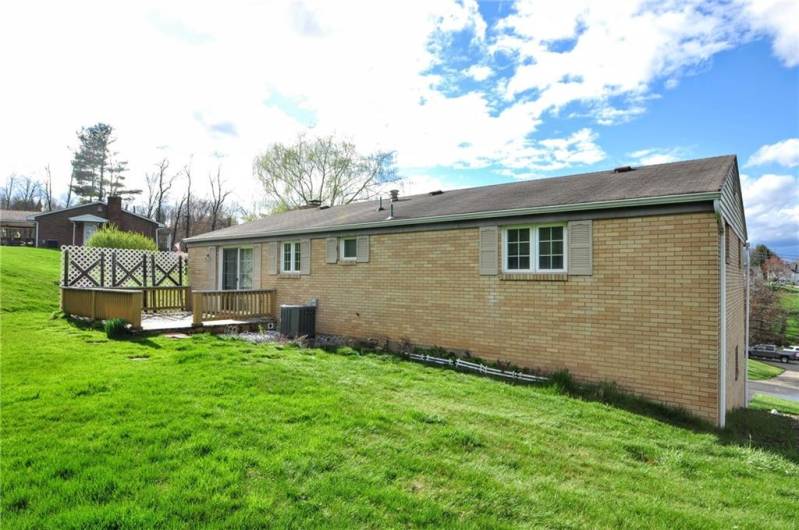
[61,246,188,288]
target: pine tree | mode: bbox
[69,123,139,202]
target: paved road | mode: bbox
[748,361,799,402]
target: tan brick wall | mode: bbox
[725,227,747,410]
[188,245,215,290]
[189,212,724,424]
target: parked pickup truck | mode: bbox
[748,344,799,364]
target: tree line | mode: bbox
[2,123,398,246]
[749,244,797,346]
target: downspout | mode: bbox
[34,220,39,248]
[745,242,751,405]
[713,199,727,428]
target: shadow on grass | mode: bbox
[720,408,799,462]
[547,370,799,463]
[64,315,162,349]
[349,345,799,465]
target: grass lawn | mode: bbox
[747,359,785,380]
[2,246,799,529]
[781,287,799,345]
[750,394,799,416]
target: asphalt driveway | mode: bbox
[748,361,799,402]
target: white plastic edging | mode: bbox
[407,352,547,383]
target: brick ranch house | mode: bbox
[31,196,162,248]
[185,155,748,426]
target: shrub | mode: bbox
[104,318,129,339]
[86,224,157,251]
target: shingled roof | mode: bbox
[186,155,738,244]
[0,209,39,227]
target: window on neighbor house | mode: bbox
[341,237,357,261]
[503,225,566,273]
[282,241,301,273]
[221,247,253,290]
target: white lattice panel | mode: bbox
[61,246,188,288]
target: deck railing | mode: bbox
[61,287,143,329]
[192,289,276,325]
[141,286,192,312]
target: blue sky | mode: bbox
[1,0,797,256]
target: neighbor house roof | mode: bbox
[32,201,163,226]
[0,210,39,227]
[186,155,740,245]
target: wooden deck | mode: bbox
[61,286,276,334]
[140,311,274,333]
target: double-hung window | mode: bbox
[282,241,301,273]
[221,247,253,290]
[340,237,357,261]
[503,225,566,273]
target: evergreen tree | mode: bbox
[69,123,140,202]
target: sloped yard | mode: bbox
[1,247,798,529]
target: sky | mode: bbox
[1,0,797,257]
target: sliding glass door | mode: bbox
[221,247,253,290]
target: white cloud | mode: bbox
[391,174,451,197]
[497,2,735,103]
[628,147,688,166]
[745,138,799,167]
[0,0,495,204]
[740,173,799,249]
[738,0,799,67]
[501,128,606,177]
[465,65,492,81]
[0,0,795,215]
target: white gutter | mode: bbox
[714,199,727,428]
[186,191,722,246]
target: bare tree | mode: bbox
[169,196,186,249]
[14,176,43,210]
[143,158,175,223]
[749,275,789,345]
[182,160,193,239]
[43,165,56,211]
[144,172,158,218]
[1,174,17,209]
[208,166,232,231]
[253,133,397,211]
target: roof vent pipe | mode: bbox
[378,197,384,211]
[386,202,394,220]
[613,166,633,173]
[390,189,399,202]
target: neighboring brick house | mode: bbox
[32,196,161,248]
[185,155,748,427]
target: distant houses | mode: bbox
[30,196,162,248]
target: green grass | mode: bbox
[748,359,785,381]
[781,287,799,345]
[750,394,799,416]
[2,246,799,529]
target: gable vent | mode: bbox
[613,165,634,173]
